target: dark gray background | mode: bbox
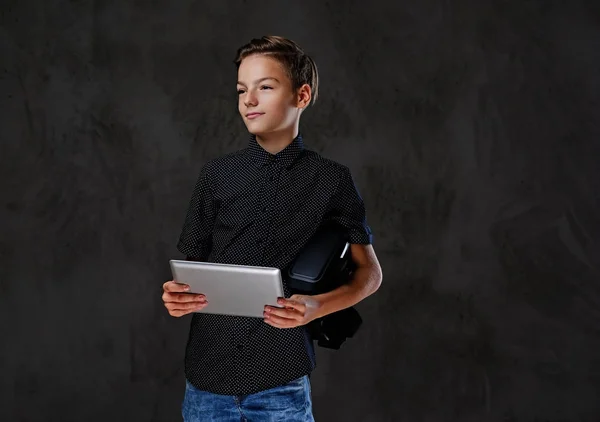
[2,0,600,421]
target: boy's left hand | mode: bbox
[263,294,321,329]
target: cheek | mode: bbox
[269,110,292,127]
[279,108,297,124]
[266,98,293,120]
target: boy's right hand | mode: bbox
[162,280,208,317]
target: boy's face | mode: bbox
[237,54,307,138]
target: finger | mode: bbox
[263,316,288,328]
[169,307,201,317]
[166,302,208,316]
[162,293,204,304]
[264,316,295,329]
[165,300,208,311]
[265,306,303,321]
[277,298,306,313]
[163,280,190,293]
[264,312,297,328]
[163,292,206,303]
[171,302,207,314]
[264,318,286,328]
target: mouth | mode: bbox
[246,112,264,119]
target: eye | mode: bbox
[260,85,272,90]
[237,89,245,95]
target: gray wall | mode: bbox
[2,1,600,421]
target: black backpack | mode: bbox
[286,223,363,350]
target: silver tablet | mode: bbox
[169,260,285,318]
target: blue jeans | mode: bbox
[181,376,315,422]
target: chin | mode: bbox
[246,125,269,137]
[244,121,280,138]
[249,130,268,139]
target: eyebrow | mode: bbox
[236,77,280,86]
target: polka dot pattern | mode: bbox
[176,133,373,396]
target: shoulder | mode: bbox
[189,148,249,193]
[302,148,348,172]
[301,148,352,180]
[195,148,250,186]
[204,148,248,172]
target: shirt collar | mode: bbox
[247,133,305,168]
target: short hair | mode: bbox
[234,35,319,106]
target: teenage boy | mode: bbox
[162,35,383,421]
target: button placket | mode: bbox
[254,161,279,252]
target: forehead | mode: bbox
[237,55,289,85]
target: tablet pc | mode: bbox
[169,260,285,318]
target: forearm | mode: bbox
[313,264,382,319]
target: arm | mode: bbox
[163,163,216,317]
[264,166,382,328]
[265,244,383,327]
[176,162,216,261]
[312,243,382,319]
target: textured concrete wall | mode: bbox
[1,0,600,421]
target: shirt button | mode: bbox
[262,206,268,212]
[256,239,263,245]
[269,176,274,181]
[236,344,244,350]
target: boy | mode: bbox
[162,35,383,421]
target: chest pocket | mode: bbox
[273,172,337,237]
[212,179,258,231]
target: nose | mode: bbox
[244,89,258,107]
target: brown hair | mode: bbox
[234,35,319,106]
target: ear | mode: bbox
[296,83,312,109]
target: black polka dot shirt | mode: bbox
[176,133,373,396]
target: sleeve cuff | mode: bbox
[347,226,373,244]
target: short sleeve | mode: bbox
[325,166,373,244]
[176,162,217,260]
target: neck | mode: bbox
[255,125,300,155]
